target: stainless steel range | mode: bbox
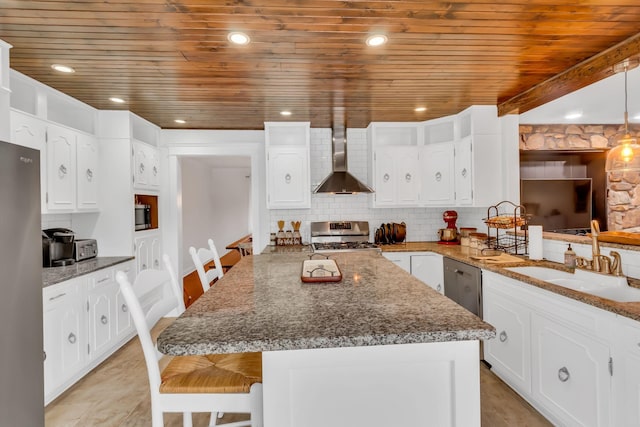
[310,221,380,253]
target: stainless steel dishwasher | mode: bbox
[443,257,482,317]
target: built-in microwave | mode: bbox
[134,204,151,231]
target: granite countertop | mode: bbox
[379,241,640,323]
[157,251,495,356]
[42,256,134,288]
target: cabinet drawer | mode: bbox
[88,269,113,289]
[43,278,82,308]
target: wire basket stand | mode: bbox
[484,200,528,255]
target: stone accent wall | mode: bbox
[520,124,640,231]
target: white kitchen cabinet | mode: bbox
[42,278,86,404]
[87,270,116,360]
[76,133,100,210]
[135,230,161,273]
[410,253,444,294]
[372,146,421,207]
[46,123,77,211]
[133,140,160,191]
[9,110,48,212]
[611,317,640,427]
[453,137,473,204]
[382,252,411,272]
[42,260,136,405]
[422,143,455,206]
[531,313,611,426]
[483,286,531,396]
[265,122,310,209]
[482,270,615,426]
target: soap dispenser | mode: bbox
[564,244,576,269]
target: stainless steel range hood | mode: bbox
[313,123,374,194]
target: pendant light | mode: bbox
[606,59,640,172]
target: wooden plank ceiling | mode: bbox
[2,0,640,130]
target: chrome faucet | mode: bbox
[575,220,624,276]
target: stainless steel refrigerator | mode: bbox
[0,140,44,425]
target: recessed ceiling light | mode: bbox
[51,64,75,73]
[415,106,427,112]
[280,111,292,116]
[174,119,186,124]
[564,111,582,119]
[109,97,126,104]
[228,32,250,45]
[366,34,388,47]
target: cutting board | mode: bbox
[469,253,525,264]
[589,231,640,246]
[301,259,342,283]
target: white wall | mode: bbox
[180,157,251,275]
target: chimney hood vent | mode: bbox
[313,126,374,194]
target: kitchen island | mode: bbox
[158,251,495,427]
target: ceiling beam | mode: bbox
[498,32,640,116]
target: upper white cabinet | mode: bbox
[367,107,503,208]
[367,122,421,208]
[10,109,100,213]
[46,123,77,211]
[265,122,310,209]
[133,140,160,191]
[372,146,421,206]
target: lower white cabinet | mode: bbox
[531,313,611,426]
[42,260,136,404]
[483,271,618,427]
[483,287,531,395]
[611,317,640,427]
[382,251,444,294]
[410,253,444,294]
[134,230,161,273]
[43,278,85,403]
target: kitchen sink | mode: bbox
[505,266,640,302]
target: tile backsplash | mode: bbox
[269,128,491,243]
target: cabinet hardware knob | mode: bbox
[43,351,46,361]
[141,263,147,270]
[499,331,508,342]
[153,166,158,176]
[154,259,160,267]
[435,172,442,182]
[86,168,93,181]
[558,366,570,382]
[436,284,442,292]
[101,315,108,325]
[139,163,145,174]
[461,168,467,177]
[383,173,390,182]
[285,173,291,183]
[49,292,67,301]
[121,304,128,313]
[68,333,77,344]
[405,173,412,182]
[58,164,67,177]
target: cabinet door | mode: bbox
[47,124,77,210]
[531,313,611,426]
[133,141,149,188]
[382,252,410,273]
[148,146,160,187]
[483,290,531,394]
[150,235,162,270]
[88,281,115,360]
[422,143,455,205]
[76,133,99,210]
[395,147,421,205]
[10,111,48,213]
[42,284,85,399]
[114,263,135,340]
[267,147,310,208]
[135,236,150,272]
[454,137,473,205]
[373,147,395,206]
[411,253,444,294]
[612,320,640,427]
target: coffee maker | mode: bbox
[437,210,460,245]
[42,228,76,267]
